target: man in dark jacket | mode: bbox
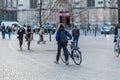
[114,24,120,42]
[17,27,25,50]
[55,23,72,65]
[1,24,6,39]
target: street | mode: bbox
[0,33,119,80]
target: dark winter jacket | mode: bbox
[17,28,25,39]
[56,27,72,43]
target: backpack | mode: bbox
[73,29,79,37]
[59,30,68,43]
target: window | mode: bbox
[7,0,12,7]
[87,0,95,8]
[30,0,37,8]
[98,1,103,5]
[0,0,4,7]
[74,1,80,8]
[97,1,104,7]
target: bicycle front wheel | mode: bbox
[114,43,119,57]
[72,49,82,65]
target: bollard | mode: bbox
[49,30,52,42]
[95,29,96,37]
[85,29,87,36]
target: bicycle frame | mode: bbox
[60,41,82,65]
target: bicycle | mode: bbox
[114,36,120,57]
[37,35,46,44]
[60,41,82,65]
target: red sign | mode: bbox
[58,12,70,16]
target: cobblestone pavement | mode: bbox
[0,34,120,80]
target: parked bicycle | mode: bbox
[114,36,120,57]
[60,41,82,65]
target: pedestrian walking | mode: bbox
[1,24,6,39]
[87,24,91,34]
[114,24,120,43]
[17,27,25,50]
[25,25,33,50]
[54,23,72,65]
[11,24,15,34]
[7,26,12,39]
[72,26,80,48]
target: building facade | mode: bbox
[0,0,118,26]
[118,0,120,23]
[0,0,17,21]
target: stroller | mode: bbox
[37,35,46,44]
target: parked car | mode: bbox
[43,25,56,34]
[32,25,40,34]
[0,21,23,31]
[101,25,115,34]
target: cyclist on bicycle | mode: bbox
[54,23,72,65]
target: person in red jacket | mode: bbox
[72,26,80,48]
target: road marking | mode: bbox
[8,42,51,69]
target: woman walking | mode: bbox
[25,26,33,50]
[7,26,12,39]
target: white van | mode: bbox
[1,21,22,28]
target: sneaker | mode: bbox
[66,61,69,65]
[54,61,59,64]
[28,48,30,50]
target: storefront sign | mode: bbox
[58,12,70,16]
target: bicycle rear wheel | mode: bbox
[60,49,66,63]
[114,43,120,57]
[72,49,82,65]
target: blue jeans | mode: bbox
[1,32,5,39]
[8,32,11,39]
[73,36,79,48]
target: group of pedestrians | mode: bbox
[1,24,12,39]
[17,25,33,50]
[54,23,80,65]
[17,25,45,51]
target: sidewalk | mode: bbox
[8,33,117,80]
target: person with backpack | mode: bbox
[54,23,72,65]
[72,26,80,48]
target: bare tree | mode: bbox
[39,0,42,28]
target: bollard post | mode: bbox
[85,29,87,36]
[49,30,52,42]
[95,28,96,37]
